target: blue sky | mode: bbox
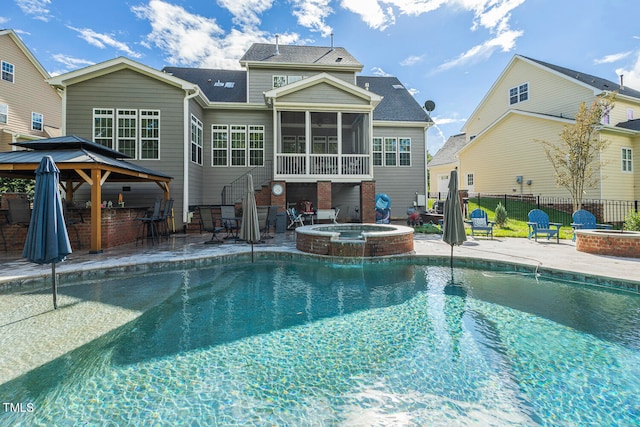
[2,0,640,154]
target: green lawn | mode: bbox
[416,199,574,239]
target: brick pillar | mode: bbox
[360,180,376,223]
[317,181,332,209]
[270,181,286,212]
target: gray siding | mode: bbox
[247,68,356,103]
[201,108,273,205]
[279,82,368,105]
[65,69,188,228]
[372,126,427,217]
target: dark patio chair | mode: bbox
[156,199,174,239]
[221,205,240,239]
[199,206,224,244]
[136,199,162,246]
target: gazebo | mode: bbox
[0,136,172,253]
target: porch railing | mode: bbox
[276,154,370,176]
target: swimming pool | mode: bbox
[1,260,639,425]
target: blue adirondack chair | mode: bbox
[527,209,561,243]
[571,209,612,241]
[465,208,494,238]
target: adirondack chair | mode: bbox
[465,208,494,238]
[527,209,561,243]
[571,209,612,241]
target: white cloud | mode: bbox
[67,26,142,58]
[51,54,95,69]
[291,0,334,36]
[616,52,640,91]
[132,0,299,68]
[370,66,392,76]
[400,55,424,66]
[340,0,395,31]
[0,16,8,25]
[594,51,632,65]
[16,0,53,22]
[437,28,522,71]
[216,0,274,28]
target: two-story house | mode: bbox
[429,54,640,209]
[0,29,62,147]
[47,42,432,230]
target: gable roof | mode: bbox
[0,29,50,79]
[162,67,246,103]
[522,56,640,100]
[240,43,362,71]
[357,76,431,123]
[429,133,467,167]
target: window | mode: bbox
[248,125,265,166]
[191,115,203,165]
[94,109,114,148]
[399,138,411,166]
[373,137,383,166]
[93,108,160,158]
[117,109,137,158]
[0,104,8,124]
[384,137,397,166]
[628,109,635,120]
[212,125,228,166]
[467,173,474,186]
[230,125,247,166]
[273,75,302,88]
[30,112,43,131]
[140,110,160,159]
[1,61,14,83]
[509,83,528,105]
[622,147,633,172]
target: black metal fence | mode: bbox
[428,192,639,227]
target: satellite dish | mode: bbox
[424,100,436,112]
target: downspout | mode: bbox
[183,87,200,229]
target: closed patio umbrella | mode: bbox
[442,169,466,267]
[23,156,72,309]
[239,174,261,262]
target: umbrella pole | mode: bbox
[251,242,254,263]
[52,263,58,310]
[450,245,454,268]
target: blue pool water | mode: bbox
[1,260,639,426]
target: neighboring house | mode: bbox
[428,132,467,195]
[0,29,62,148]
[47,42,432,230]
[434,54,640,213]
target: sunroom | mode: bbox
[264,73,382,182]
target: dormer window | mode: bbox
[509,83,528,105]
[1,61,14,83]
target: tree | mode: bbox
[540,93,615,212]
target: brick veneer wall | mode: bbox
[360,181,376,223]
[317,181,332,210]
[575,230,640,258]
[296,231,414,257]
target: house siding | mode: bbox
[372,126,426,214]
[0,32,61,147]
[277,82,368,105]
[247,68,355,103]
[466,59,595,139]
[64,69,187,227]
[600,132,637,201]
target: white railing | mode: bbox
[276,153,370,178]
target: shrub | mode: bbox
[624,211,640,231]
[494,202,508,227]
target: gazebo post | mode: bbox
[90,168,102,253]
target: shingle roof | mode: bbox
[240,43,362,68]
[162,67,247,103]
[429,133,467,166]
[616,119,640,131]
[356,76,431,122]
[524,56,640,100]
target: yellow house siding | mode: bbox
[466,58,596,139]
[428,163,455,194]
[0,32,61,147]
[459,113,602,198]
[609,98,640,124]
[600,132,637,200]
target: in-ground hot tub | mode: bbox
[295,223,414,257]
[575,229,640,258]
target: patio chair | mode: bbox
[465,208,494,239]
[261,205,278,238]
[316,208,340,224]
[5,197,31,250]
[136,199,162,246]
[287,208,304,229]
[199,206,224,244]
[221,205,240,239]
[156,199,174,239]
[570,209,612,241]
[527,209,561,243]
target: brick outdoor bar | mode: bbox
[295,224,414,257]
[575,229,640,258]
